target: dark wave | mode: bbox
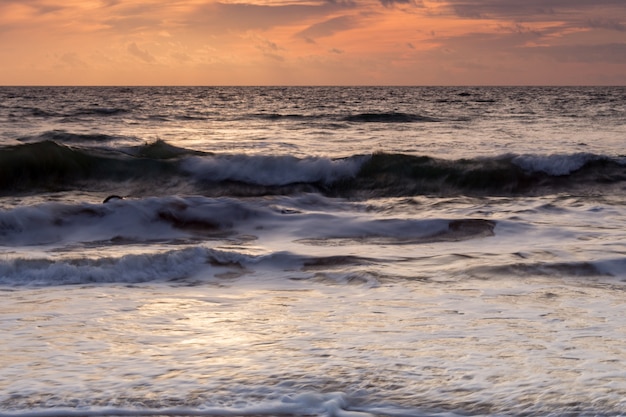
[243,111,441,123]
[30,107,59,117]
[468,257,626,278]
[124,139,208,160]
[342,112,440,123]
[75,107,128,116]
[247,112,315,121]
[0,140,180,193]
[330,152,625,197]
[1,140,623,197]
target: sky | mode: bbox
[1,0,625,85]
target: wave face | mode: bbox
[334,152,626,197]
[1,139,623,197]
[0,140,180,193]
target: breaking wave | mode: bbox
[1,139,623,197]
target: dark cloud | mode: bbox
[538,43,626,63]
[379,0,422,8]
[446,0,626,20]
[296,15,359,41]
[585,18,626,32]
[430,25,626,65]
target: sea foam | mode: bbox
[511,153,604,176]
[182,154,366,186]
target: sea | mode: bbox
[0,86,625,417]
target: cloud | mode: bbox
[380,0,413,7]
[536,43,626,63]
[425,23,626,66]
[1,0,625,85]
[0,0,65,15]
[252,36,285,61]
[379,0,422,8]
[59,52,88,68]
[445,0,626,20]
[585,18,626,32]
[104,16,162,33]
[296,15,359,41]
[127,42,156,63]
[188,1,355,33]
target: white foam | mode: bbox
[181,154,366,186]
[511,152,601,176]
[0,196,270,247]
[594,257,626,277]
[0,195,493,253]
[3,271,626,415]
[0,391,448,417]
[0,247,211,286]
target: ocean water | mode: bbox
[0,86,625,417]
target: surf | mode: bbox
[2,139,624,198]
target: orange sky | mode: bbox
[1,0,625,85]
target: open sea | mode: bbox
[0,86,625,417]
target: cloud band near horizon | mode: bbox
[0,0,624,85]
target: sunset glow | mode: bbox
[1,0,625,85]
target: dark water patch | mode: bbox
[342,112,440,123]
[194,181,323,198]
[302,255,378,270]
[157,209,220,232]
[248,112,314,121]
[296,218,495,246]
[469,260,619,278]
[72,106,129,116]
[30,107,60,117]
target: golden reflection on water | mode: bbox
[2,278,626,412]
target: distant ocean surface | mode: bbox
[1,86,625,417]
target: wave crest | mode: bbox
[182,154,365,187]
[1,139,623,197]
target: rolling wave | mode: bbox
[1,139,623,197]
[332,152,626,197]
[0,140,179,193]
[0,195,496,247]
